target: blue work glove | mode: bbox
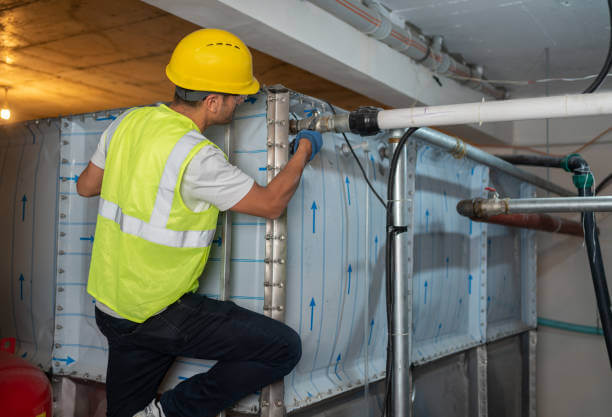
[292,130,323,161]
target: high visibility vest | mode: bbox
[87,104,220,323]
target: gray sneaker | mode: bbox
[133,399,165,417]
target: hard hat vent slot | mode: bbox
[205,42,240,50]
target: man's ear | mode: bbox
[204,94,221,113]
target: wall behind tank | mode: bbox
[507,115,612,417]
[0,120,60,370]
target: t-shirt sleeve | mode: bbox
[180,145,255,212]
[90,130,108,169]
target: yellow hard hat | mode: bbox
[166,28,260,95]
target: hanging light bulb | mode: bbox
[1,87,11,120]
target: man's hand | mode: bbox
[231,131,319,219]
[292,130,322,161]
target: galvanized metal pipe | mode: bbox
[414,128,575,196]
[390,129,413,417]
[292,122,573,196]
[308,0,504,98]
[457,196,612,218]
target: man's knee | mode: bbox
[286,326,302,368]
[278,324,302,374]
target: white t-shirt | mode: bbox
[90,123,254,212]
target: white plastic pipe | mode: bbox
[377,91,612,129]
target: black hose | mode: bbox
[583,0,612,93]
[578,187,612,367]
[383,127,419,417]
[500,153,612,366]
[495,154,563,168]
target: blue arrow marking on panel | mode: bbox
[445,257,449,279]
[368,319,375,345]
[425,209,430,232]
[469,219,473,235]
[471,167,475,176]
[80,235,94,243]
[424,281,428,304]
[213,237,222,247]
[53,356,75,366]
[347,264,352,294]
[96,115,117,121]
[369,155,377,181]
[443,191,448,211]
[21,195,27,221]
[245,96,257,104]
[345,177,351,205]
[334,354,342,381]
[309,298,316,331]
[59,175,79,183]
[307,392,313,398]
[310,201,317,234]
[258,166,267,171]
[374,235,378,255]
[435,323,442,340]
[304,109,314,117]
[468,275,473,294]
[19,274,24,300]
[178,376,188,381]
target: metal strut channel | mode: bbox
[522,330,537,417]
[217,126,233,417]
[219,124,233,301]
[219,125,233,303]
[260,87,290,417]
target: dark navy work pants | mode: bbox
[95,292,301,417]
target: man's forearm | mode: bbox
[265,144,311,214]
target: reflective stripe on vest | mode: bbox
[98,198,215,248]
[150,130,202,227]
[98,130,214,248]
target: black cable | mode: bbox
[583,0,612,93]
[383,127,419,417]
[324,101,388,210]
[596,172,612,194]
[578,186,612,367]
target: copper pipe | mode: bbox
[471,213,584,237]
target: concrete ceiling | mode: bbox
[382,0,611,97]
[0,0,386,124]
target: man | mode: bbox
[76,28,322,417]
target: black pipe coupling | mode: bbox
[562,153,594,189]
[348,106,381,136]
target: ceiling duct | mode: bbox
[309,0,506,99]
